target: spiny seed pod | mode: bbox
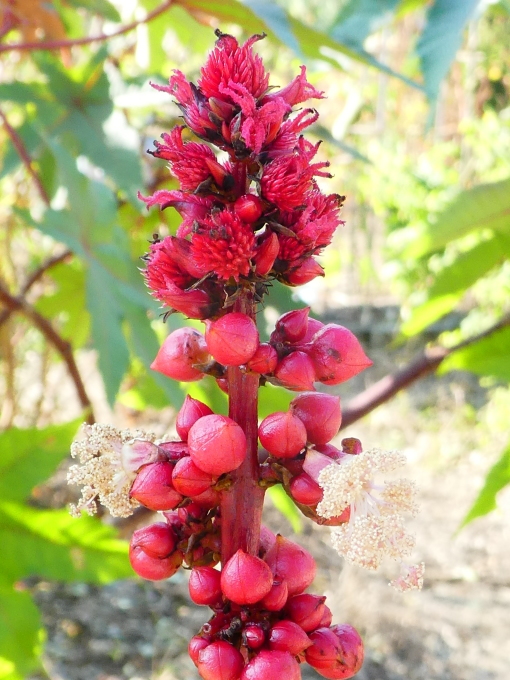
[221,549,273,605]
[246,343,278,374]
[172,456,215,497]
[129,523,182,581]
[258,411,307,459]
[306,625,364,679]
[241,650,301,680]
[308,324,372,385]
[286,257,324,285]
[130,462,183,511]
[189,566,223,606]
[286,593,327,632]
[189,636,210,667]
[264,535,316,596]
[197,640,245,680]
[176,395,214,441]
[260,580,288,611]
[289,472,323,506]
[274,351,316,391]
[188,414,247,476]
[269,620,313,655]
[253,231,279,276]
[205,313,259,366]
[151,327,209,381]
[234,194,264,223]
[291,392,342,445]
[273,307,310,344]
[244,625,266,649]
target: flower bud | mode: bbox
[289,472,323,506]
[192,486,222,508]
[291,393,342,445]
[197,640,245,680]
[274,351,316,391]
[340,437,363,455]
[188,414,247,476]
[176,395,214,441]
[264,535,316,596]
[316,443,346,461]
[172,457,215,497]
[286,593,326,632]
[254,231,279,276]
[151,327,209,382]
[301,317,324,343]
[260,580,288,611]
[259,525,277,556]
[274,307,310,344]
[189,635,210,666]
[234,194,264,222]
[286,257,324,286]
[129,523,183,581]
[244,625,266,650]
[319,606,333,628]
[258,411,307,459]
[189,566,223,606]
[216,377,229,394]
[221,549,273,605]
[130,462,183,511]
[302,448,336,483]
[241,650,301,680]
[306,625,364,679]
[269,620,313,655]
[308,324,372,385]
[156,280,213,319]
[205,313,259,366]
[246,343,278,374]
[158,440,189,461]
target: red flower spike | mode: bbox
[306,626,364,679]
[269,620,313,655]
[188,414,247,476]
[189,636,211,667]
[291,393,342,445]
[258,411,307,459]
[286,258,325,286]
[260,580,288,611]
[244,625,266,650]
[253,231,279,276]
[274,351,316,391]
[289,472,323,506]
[176,395,214,441]
[189,566,223,606]
[129,523,183,581]
[241,650,301,680]
[221,549,273,605]
[246,343,278,374]
[205,313,259,366]
[264,535,316,596]
[130,462,183,511]
[234,194,263,223]
[262,65,324,107]
[197,640,245,680]
[274,307,310,344]
[308,324,373,385]
[151,328,209,382]
[172,457,215,497]
[286,593,327,632]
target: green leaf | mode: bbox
[439,324,510,382]
[0,589,44,680]
[459,444,510,529]
[404,177,510,258]
[0,420,81,503]
[66,0,121,22]
[242,0,303,57]
[416,0,480,103]
[267,486,302,533]
[0,501,132,586]
[330,0,400,49]
[400,293,463,336]
[258,384,293,420]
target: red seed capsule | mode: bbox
[130,462,183,511]
[254,231,279,276]
[308,324,372,385]
[221,549,273,605]
[269,620,313,655]
[286,257,324,285]
[264,535,316,596]
[189,566,222,606]
[244,625,266,650]
[129,523,182,581]
[289,472,323,506]
[273,307,310,344]
[301,317,324,343]
[258,411,307,459]
[241,650,301,680]
[188,414,247,476]
[205,313,259,366]
[259,525,277,556]
[151,327,209,382]
[176,395,214,441]
[274,351,316,391]
[286,593,327,632]
[234,194,264,223]
[306,625,364,679]
[291,392,342,445]
[189,636,210,667]
[197,640,245,680]
[260,580,288,612]
[172,457,215,497]
[246,343,278,374]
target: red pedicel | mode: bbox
[291,392,342,445]
[269,620,313,654]
[189,635,210,667]
[188,414,247,476]
[129,523,183,581]
[172,457,215,497]
[308,323,372,385]
[151,327,209,382]
[274,351,316,391]
[264,535,316,596]
[258,411,307,459]
[306,625,364,679]
[273,307,310,344]
[197,640,245,680]
[246,343,278,374]
[130,462,183,511]
[234,194,264,222]
[241,650,301,680]
[205,312,259,366]
[286,257,324,285]
[176,395,214,441]
[286,593,326,632]
[188,566,222,606]
[289,472,323,506]
[221,549,273,605]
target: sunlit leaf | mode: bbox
[242,0,302,57]
[330,0,400,48]
[439,324,510,382]
[0,589,43,680]
[267,485,302,533]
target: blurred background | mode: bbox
[0,1,509,679]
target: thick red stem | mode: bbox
[220,293,264,563]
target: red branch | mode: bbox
[0,0,174,53]
[340,313,510,429]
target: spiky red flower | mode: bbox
[144,237,194,291]
[138,189,215,238]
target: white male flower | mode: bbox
[68,423,160,518]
